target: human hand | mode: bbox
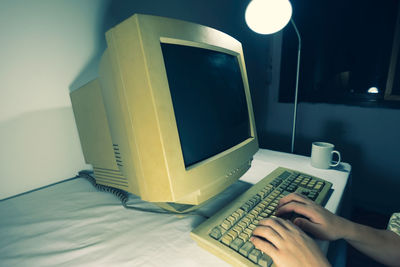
[251,217,330,267]
[276,192,351,241]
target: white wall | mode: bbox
[0,0,112,199]
[0,0,260,200]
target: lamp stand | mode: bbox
[290,19,301,153]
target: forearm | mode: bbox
[342,221,400,266]
[276,194,400,265]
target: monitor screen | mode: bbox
[161,43,251,167]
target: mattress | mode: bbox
[0,151,346,266]
[0,173,253,267]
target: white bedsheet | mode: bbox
[0,150,350,267]
[0,175,252,267]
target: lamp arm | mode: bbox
[290,18,301,153]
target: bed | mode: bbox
[0,150,351,266]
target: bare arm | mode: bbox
[276,193,400,267]
[341,221,400,267]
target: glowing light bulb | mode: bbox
[245,0,293,34]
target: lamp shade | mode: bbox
[245,0,292,34]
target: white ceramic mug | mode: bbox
[311,142,341,169]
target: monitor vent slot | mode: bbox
[113,144,123,167]
[93,167,128,190]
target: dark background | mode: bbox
[279,0,400,107]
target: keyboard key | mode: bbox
[236,208,245,217]
[232,211,241,221]
[309,192,318,200]
[279,171,291,179]
[244,227,253,235]
[247,224,257,230]
[257,191,266,198]
[233,225,242,235]
[247,213,255,221]
[209,226,222,239]
[248,248,262,263]
[282,190,292,196]
[227,215,236,224]
[238,221,247,230]
[259,253,273,267]
[221,219,231,230]
[239,232,250,242]
[241,203,251,212]
[250,210,259,217]
[230,238,244,251]
[261,200,271,206]
[300,189,310,197]
[227,229,238,239]
[221,234,233,245]
[239,241,254,257]
[314,183,323,191]
[286,184,297,192]
[253,195,261,203]
[254,206,263,213]
[265,207,274,214]
[269,202,277,209]
[242,217,251,226]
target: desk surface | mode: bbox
[0,149,351,267]
[243,149,351,215]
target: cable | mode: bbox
[78,170,209,218]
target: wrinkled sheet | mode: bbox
[0,172,257,267]
[0,150,348,266]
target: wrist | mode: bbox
[338,217,357,240]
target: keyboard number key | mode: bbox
[241,203,251,212]
[236,208,245,217]
[232,211,241,221]
[227,215,236,225]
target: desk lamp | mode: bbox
[245,0,301,153]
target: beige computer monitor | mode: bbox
[70,14,258,212]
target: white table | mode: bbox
[243,149,351,214]
[239,149,351,255]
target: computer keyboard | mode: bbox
[191,167,332,267]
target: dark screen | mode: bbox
[161,43,251,167]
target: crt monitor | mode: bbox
[70,14,259,212]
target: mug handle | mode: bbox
[330,150,341,167]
